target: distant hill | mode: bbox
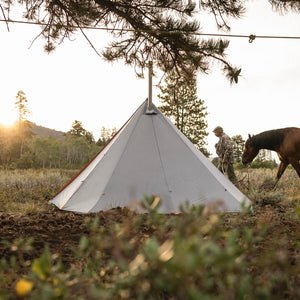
[30,123,65,139]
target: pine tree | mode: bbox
[15,91,30,124]
[268,0,300,12]
[232,135,245,163]
[14,90,32,157]
[66,120,95,143]
[158,72,209,156]
[67,120,87,137]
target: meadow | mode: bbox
[0,168,299,299]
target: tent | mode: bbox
[49,100,251,213]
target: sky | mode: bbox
[0,1,299,156]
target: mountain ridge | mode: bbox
[30,122,65,139]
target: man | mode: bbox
[213,126,237,184]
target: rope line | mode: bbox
[1,18,300,41]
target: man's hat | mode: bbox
[213,126,223,133]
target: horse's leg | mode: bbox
[289,158,300,178]
[274,161,288,189]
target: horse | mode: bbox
[242,127,300,187]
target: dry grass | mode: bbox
[0,169,77,214]
[0,168,299,214]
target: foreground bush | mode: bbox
[0,169,299,299]
[1,198,300,299]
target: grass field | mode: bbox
[0,168,299,299]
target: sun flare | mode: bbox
[0,110,18,127]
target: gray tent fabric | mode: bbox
[49,100,251,213]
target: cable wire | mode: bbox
[1,18,300,41]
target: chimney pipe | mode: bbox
[146,61,155,114]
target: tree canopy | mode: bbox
[231,134,245,163]
[1,1,298,82]
[66,120,95,143]
[158,72,209,155]
[15,90,30,123]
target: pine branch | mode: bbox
[0,0,248,83]
[268,0,300,12]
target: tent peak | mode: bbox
[145,98,157,115]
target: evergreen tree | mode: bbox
[66,120,95,143]
[268,0,300,12]
[14,90,33,157]
[158,72,209,156]
[232,135,245,163]
[67,120,86,137]
[15,91,30,124]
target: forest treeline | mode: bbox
[0,120,277,170]
[1,89,277,170]
[0,121,116,169]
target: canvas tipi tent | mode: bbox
[49,99,251,213]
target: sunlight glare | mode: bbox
[0,110,18,127]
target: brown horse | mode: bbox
[242,127,300,186]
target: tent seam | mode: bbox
[89,104,145,212]
[50,100,146,210]
[151,116,171,193]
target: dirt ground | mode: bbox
[1,199,300,298]
[1,203,299,268]
[0,208,129,269]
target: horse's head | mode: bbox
[242,134,259,165]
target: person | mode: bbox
[213,126,237,184]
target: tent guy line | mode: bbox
[1,19,300,41]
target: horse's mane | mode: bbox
[252,128,288,151]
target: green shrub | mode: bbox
[0,201,288,299]
[0,171,299,299]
